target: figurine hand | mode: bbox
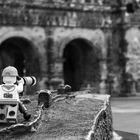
[17,77,24,85]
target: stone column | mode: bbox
[99,59,108,94]
[45,29,54,89]
[49,58,64,90]
[46,29,64,90]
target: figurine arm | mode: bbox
[17,79,24,93]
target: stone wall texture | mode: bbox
[0,0,137,96]
[86,94,113,140]
[0,92,113,140]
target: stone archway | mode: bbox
[63,39,100,91]
[51,28,107,93]
[0,37,40,84]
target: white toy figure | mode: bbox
[0,66,36,121]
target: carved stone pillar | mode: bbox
[49,58,64,90]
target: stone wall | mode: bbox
[0,0,131,96]
[86,94,113,140]
[0,2,112,28]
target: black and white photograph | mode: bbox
[0,0,140,140]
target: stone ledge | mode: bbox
[37,92,113,140]
[0,105,43,137]
[0,92,113,140]
[79,94,113,140]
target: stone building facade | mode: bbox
[0,0,138,96]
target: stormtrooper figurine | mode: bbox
[0,66,36,121]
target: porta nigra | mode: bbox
[0,0,139,96]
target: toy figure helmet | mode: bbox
[2,66,18,77]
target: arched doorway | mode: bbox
[0,37,40,84]
[63,39,100,91]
